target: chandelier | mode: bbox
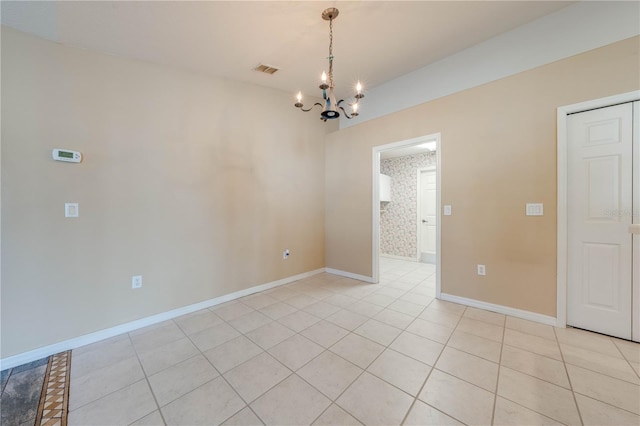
[294,8,364,121]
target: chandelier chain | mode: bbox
[328,17,334,87]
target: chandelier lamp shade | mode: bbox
[294,8,364,121]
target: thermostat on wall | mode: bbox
[52,149,82,163]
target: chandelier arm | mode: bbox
[338,98,361,108]
[338,105,353,119]
[338,98,361,106]
[299,102,323,113]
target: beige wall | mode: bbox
[326,36,640,317]
[1,28,330,358]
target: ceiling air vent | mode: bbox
[254,64,279,75]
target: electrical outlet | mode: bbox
[283,249,290,260]
[477,265,486,276]
[132,275,142,289]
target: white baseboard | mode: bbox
[439,293,557,326]
[420,253,436,264]
[0,268,324,370]
[380,253,418,262]
[325,268,376,284]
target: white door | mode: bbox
[567,102,634,340]
[420,169,436,263]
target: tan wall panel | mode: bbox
[1,28,330,358]
[325,36,640,317]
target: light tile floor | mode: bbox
[67,258,640,425]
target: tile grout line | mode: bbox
[321,318,413,423]
[139,317,268,425]
[556,344,640,386]
[553,326,585,426]
[182,318,272,426]
[126,333,169,426]
[572,389,640,417]
[308,401,365,426]
[490,316,507,425]
[399,301,469,426]
[501,326,637,391]
[610,337,640,381]
[303,277,436,425]
[212,286,347,411]
[247,270,428,422]
[492,333,590,424]
[497,362,572,391]
[250,275,414,424]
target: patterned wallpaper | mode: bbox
[380,152,436,258]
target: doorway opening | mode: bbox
[372,133,441,298]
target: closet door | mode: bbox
[567,103,633,339]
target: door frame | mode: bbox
[557,90,640,341]
[372,133,442,297]
[417,166,437,262]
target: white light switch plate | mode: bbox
[65,203,79,218]
[526,203,543,216]
[477,264,486,276]
[444,205,452,216]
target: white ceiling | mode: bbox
[1,1,573,101]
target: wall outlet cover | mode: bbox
[132,275,142,289]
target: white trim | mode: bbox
[556,91,640,329]
[556,107,568,328]
[380,253,417,262]
[0,268,324,370]
[421,253,436,265]
[372,148,381,284]
[440,293,557,327]
[435,140,442,298]
[372,133,442,296]
[325,268,375,284]
[633,101,639,342]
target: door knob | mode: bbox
[629,224,640,234]
[422,219,427,223]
